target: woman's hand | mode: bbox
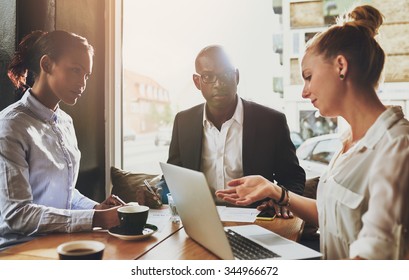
[215,175,277,206]
[92,206,121,229]
[94,195,124,210]
[257,200,293,219]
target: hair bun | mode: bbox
[340,5,384,38]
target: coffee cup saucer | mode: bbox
[108,224,158,241]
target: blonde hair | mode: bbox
[306,5,385,88]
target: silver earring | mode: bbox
[340,74,345,80]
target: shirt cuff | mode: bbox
[69,209,95,232]
[350,236,395,259]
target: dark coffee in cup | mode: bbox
[118,205,149,235]
[57,240,105,260]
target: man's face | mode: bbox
[193,50,239,112]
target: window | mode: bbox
[122,0,280,174]
[273,0,282,15]
[310,139,342,164]
[323,0,362,24]
[292,32,300,56]
[290,30,321,58]
[273,77,283,97]
[296,141,315,161]
[299,110,337,140]
[109,0,409,182]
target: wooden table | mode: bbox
[138,217,304,260]
[0,206,182,260]
[0,212,304,260]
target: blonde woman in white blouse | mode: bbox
[216,5,409,260]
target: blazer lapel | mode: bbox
[189,104,205,171]
[242,99,256,175]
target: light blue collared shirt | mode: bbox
[0,90,97,248]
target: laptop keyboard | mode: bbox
[225,229,281,260]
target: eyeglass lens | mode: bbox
[201,71,235,84]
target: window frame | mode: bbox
[104,0,123,196]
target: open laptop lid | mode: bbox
[160,162,322,260]
[160,162,235,260]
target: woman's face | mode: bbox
[47,48,93,107]
[301,51,343,117]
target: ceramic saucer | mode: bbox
[108,224,158,241]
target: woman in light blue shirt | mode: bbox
[0,30,121,248]
[216,5,409,259]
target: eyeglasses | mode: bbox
[195,71,236,84]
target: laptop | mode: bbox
[160,162,322,260]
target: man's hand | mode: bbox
[216,175,277,206]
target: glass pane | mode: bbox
[292,32,300,55]
[296,141,316,160]
[310,139,342,164]
[122,0,278,174]
[299,110,338,140]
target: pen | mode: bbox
[112,194,126,205]
[143,179,160,200]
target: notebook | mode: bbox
[160,162,322,260]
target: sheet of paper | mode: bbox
[216,206,260,222]
[147,208,172,232]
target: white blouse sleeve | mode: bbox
[350,135,409,259]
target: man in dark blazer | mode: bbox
[166,45,305,218]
